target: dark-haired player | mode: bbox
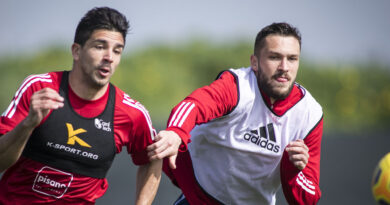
[0,7,161,204]
[148,22,323,205]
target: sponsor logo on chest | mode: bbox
[44,121,111,160]
[243,123,280,153]
[94,118,112,132]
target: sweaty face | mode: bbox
[73,29,124,89]
[251,35,300,102]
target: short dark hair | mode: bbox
[74,7,130,46]
[254,22,301,56]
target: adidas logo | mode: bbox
[243,123,280,153]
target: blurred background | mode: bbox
[1,0,389,204]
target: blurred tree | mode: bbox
[0,40,389,134]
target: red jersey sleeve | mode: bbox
[117,92,156,165]
[280,118,323,205]
[0,73,59,135]
[166,70,238,150]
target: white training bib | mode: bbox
[188,67,323,205]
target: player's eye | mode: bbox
[95,45,104,49]
[113,48,122,55]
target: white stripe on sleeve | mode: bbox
[122,94,156,140]
[2,74,52,119]
[177,103,195,127]
[168,102,187,127]
[296,172,315,195]
[171,102,194,127]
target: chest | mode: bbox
[22,72,117,178]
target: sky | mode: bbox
[1,0,390,66]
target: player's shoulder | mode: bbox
[213,68,243,87]
[227,67,252,77]
[11,71,62,100]
[114,87,152,120]
[220,67,254,87]
[20,71,62,91]
[114,87,156,138]
[296,83,323,114]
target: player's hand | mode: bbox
[23,88,64,128]
[285,139,309,170]
[147,130,182,169]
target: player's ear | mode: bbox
[250,54,259,72]
[71,43,81,61]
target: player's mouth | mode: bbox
[273,73,290,83]
[97,66,111,77]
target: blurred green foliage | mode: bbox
[0,40,389,134]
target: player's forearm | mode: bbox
[283,170,321,205]
[281,120,323,204]
[135,159,162,205]
[281,153,322,204]
[0,118,35,172]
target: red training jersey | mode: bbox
[0,71,156,204]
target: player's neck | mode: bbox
[270,97,276,105]
[68,70,108,101]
